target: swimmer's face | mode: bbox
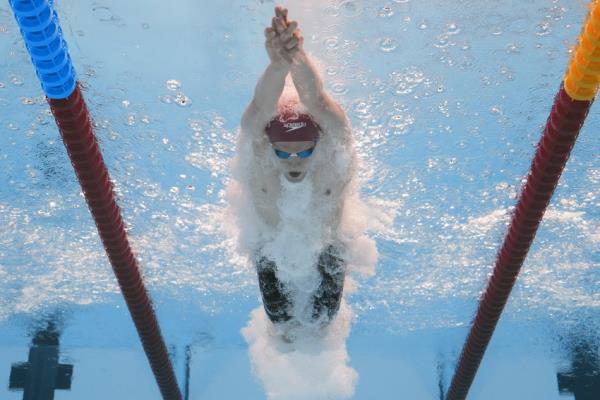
[271,140,315,183]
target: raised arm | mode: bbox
[289,51,349,132]
[269,7,348,132]
[241,14,298,134]
[241,62,287,134]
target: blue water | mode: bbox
[1,0,599,399]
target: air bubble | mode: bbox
[143,183,160,198]
[92,6,115,22]
[388,113,415,133]
[166,79,182,91]
[324,5,340,17]
[394,82,412,95]
[324,36,339,49]
[506,43,520,54]
[125,114,136,126]
[378,37,398,53]
[20,97,34,105]
[0,82,5,89]
[433,34,450,48]
[189,120,203,131]
[331,83,348,95]
[326,66,338,76]
[160,95,173,104]
[499,66,515,80]
[495,182,509,191]
[354,101,369,113]
[174,93,192,107]
[490,105,503,115]
[536,22,551,36]
[339,1,361,17]
[378,5,394,18]
[491,27,503,36]
[35,114,48,126]
[10,76,23,86]
[446,22,461,35]
[212,116,226,128]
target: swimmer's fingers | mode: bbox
[275,6,288,23]
[273,15,287,34]
[280,21,298,42]
[294,27,303,43]
[284,35,299,50]
[265,33,278,49]
[281,8,289,24]
[265,27,277,40]
[272,17,279,33]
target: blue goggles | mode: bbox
[273,147,315,159]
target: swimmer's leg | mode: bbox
[256,256,292,323]
[312,245,346,322]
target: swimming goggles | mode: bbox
[273,147,315,159]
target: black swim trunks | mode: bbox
[256,245,346,324]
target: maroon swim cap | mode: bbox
[265,113,320,143]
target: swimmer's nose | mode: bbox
[289,171,301,178]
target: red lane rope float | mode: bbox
[445,87,592,400]
[48,86,182,400]
[446,2,600,398]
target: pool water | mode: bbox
[1,0,599,399]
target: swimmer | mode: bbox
[240,6,355,325]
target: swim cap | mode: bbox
[265,113,320,143]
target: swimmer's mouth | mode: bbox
[285,171,305,182]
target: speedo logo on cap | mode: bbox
[283,122,307,132]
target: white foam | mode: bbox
[242,302,358,400]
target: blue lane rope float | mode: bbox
[9,0,76,99]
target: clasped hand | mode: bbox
[265,6,303,66]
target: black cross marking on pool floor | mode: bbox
[557,340,600,400]
[9,325,73,400]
